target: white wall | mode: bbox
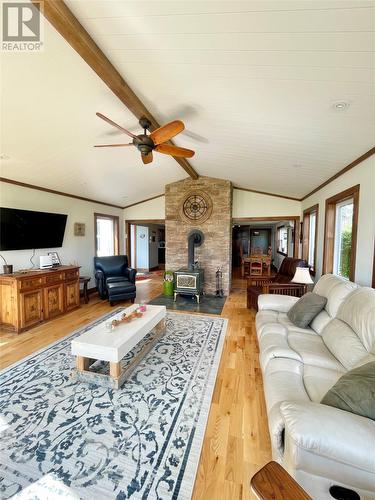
[0,182,124,283]
[123,196,165,220]
[123,189,300,221]
[233,189,301,218]
[301,155,375,286]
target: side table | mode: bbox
[250,461,311,500]
[79,276,91,304]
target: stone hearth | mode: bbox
[165,176,232,295]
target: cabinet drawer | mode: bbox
[64,270,79,281]
[19,277,42,290]
[44,273,63,285]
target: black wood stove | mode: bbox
[173,230,204,303]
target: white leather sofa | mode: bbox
[256,274,375,499]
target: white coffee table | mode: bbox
[71,304,166,389]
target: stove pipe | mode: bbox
[187,230,204,270]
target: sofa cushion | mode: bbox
[259,329,344,372]
[256,309,315,340]
[337,287,375,352]
[310,309,331,335]
[287,292,327,328]
[287,332,345,371]
[259,329,302,372]
[278,313,317,335]
[312,274,358,318]
[321,361,375,420]
[303,365,344,403]
[322,318,370,370]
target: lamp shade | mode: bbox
[291,267,314,285]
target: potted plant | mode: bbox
[163,270,174,297]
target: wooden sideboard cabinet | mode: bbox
[0,266,80,333]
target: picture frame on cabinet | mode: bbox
[48,251,61,266]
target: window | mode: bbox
[302,205,319,273]
[94,213,119,257]
[277,226,289,255]
[323,185,359,281]
[333,199,353,279]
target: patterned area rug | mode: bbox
[0,310,227,499]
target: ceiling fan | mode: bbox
[94,112,195,165]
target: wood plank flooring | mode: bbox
[0,271,271,499]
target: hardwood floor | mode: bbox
[0,271,271,499]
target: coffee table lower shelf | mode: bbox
[73,317,166,389]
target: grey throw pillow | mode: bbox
[287,292,327,328]
[321,361,375,421]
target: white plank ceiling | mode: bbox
[1,0,375,205]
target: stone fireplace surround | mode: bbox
[165,176,232,296]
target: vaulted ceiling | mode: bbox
[1,0,374,206]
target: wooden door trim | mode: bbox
[322,185,360,281]
[302,204,319,275]
[125,219,165,265]
[94,213,120,256]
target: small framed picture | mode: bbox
[48,252,61,266]
[74,222,85,236]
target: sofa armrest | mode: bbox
[258,294,299,312]
[280,401,375,474]
[125,267,137,284]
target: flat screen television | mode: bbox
[0,207,68,251]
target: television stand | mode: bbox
[0,265,80,333]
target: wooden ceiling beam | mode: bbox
[33,0,198,180]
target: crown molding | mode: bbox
[123,194,165,210]
[0,177,123,209]
[233,186,300,201]
[301,146,375,201]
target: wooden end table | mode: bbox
[251,461,311,500]
[79,276,91,304]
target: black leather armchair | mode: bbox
[94,255,137,301]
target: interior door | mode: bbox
[136,225,149,270]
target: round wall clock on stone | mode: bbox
[180,190,213,224]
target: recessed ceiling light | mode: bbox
[332,101,350,111]
[0,154,10,160]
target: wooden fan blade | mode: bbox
[155,143,195,158]
[96,112,138,139]
[142,152,153,164]
[150,120,184,145]
[94,143,134,148]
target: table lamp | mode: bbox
[291,267,314,293]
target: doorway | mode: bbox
[125,220,165,272]
[232,216,300,278]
